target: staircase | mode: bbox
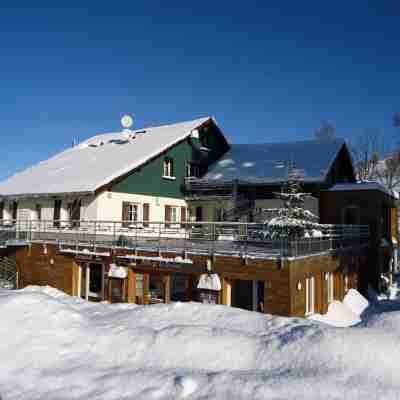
[0,257,17,290]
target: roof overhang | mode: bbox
[0,191,94,201]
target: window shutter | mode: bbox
[180,206,186,227]
[143,203,150,227]
[122,202,130,227]
[165,205,172,228]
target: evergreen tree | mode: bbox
[264,164,322,240]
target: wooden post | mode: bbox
[164,274,171,304]
[143,273,150,305]
[72,261,80,297]
[252,280,258,311]
[127,269,136,303]
[85,263,90,301]
[101,264,105,300]
[222,276,232,306]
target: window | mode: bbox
[35,204,41,221]
[195,206,203,222]
[12,201,18,221]
[186,162,200,178]
[128,204,139,222]
[171,207,178,223]
[54,200,62,227]
[163,158,174,178]
[122,202,140,227]
[165,205,180,227]
[326,272,334,304]
[215,207,225,222]
[305,277,315,315]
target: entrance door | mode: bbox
[171,273,187,301]
[109,278,125,303]
[195,206,203,222]
[80,263,104,301]
[232,279,253,310]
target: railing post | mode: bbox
[158,221,162,255]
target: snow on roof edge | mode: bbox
[328,182,399,199]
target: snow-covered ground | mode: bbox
[1,285,400,399]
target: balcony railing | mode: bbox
[0,219,370,259]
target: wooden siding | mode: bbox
[10,243,365,319]
[15,244,74,295]
[288,252,362,317]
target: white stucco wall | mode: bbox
[96,191,187,222]
[2,195,97,222]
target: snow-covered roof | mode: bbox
[0,117,212,198]
[328,182,399,199]
[202,139,348,184]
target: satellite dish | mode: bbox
[121,115,134,129]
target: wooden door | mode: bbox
[195,206,203,222]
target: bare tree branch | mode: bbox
[375,150,400,191]
[350,129,383,181]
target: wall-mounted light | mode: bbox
[297,281,302,291]
[43,244,47,255]
[324,272,329,281]
[50,259,54,265]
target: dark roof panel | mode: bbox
[203,139,347,184]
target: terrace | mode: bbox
[0,219,370,259]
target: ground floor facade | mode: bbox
[7,242,365,317]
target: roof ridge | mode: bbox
[231,138,346,146]
[82,116,211,144]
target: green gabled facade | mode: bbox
[110,119,229,199]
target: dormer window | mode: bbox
[163,157,175,180]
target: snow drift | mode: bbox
[1,286,400,399]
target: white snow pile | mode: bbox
[309,289,369,327]
[1,286,400,399]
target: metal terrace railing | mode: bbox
[0,219,370,259]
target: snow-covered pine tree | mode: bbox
[264,163,322,240]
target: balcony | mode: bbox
[0,219,370,260]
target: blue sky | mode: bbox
[1,1,399,181]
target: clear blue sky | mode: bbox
[1,1,399,181]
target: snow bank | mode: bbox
[343,288,369,316]
[309,289,369,327]
[309,300,361,327]
[1,285,400,399]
